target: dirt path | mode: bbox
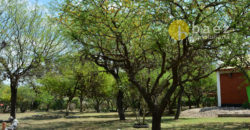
[181,107,250,118]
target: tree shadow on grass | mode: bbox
[19,114,63,120]
[20,113,136,120]
[64,114,136,119]
[18,119,136,130]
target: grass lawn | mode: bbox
[1,112,250,130]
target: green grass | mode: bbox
[1,112,250,130]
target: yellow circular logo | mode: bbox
[168,20,189,40]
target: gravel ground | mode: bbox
[180,107,250,118]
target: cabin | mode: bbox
[217,67,250,107]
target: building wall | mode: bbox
[220,72,248,106]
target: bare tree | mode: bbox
[0,0,64,118]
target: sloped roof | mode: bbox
[218,54,250,72]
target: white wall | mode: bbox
[216,71,221,107]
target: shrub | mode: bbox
[242,102,250,109]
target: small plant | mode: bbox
[241,102,250,109]
[132,97,149,128]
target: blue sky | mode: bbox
[29,0,51,6]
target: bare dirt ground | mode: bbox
[181,107,250,118]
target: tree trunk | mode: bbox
[10,78,18,119]
[79,94,84,112]
[66,102,70,116]
[66,84,77,115]
[196,98,201,108]
[138,101,143,116]
[46,104,50,112]
[20,103,27,113]
[168,103,174,115]
[187,95,192,109]
[106,100,110,111]
[3,105,8,113]
[94,99,100,113]
[152,112,162,130]
[168,94,178,115]
[184,91,192,109]
[175,86,184,120]
[117,90,125,120]
[66,97,73,116]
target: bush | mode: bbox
[51,99,65,110]
[202,97,217,107]
[71,98,80,109]
[20,101,29,113]
[17,86,36,112]
[242,102,250,109]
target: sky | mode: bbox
[29,0,51,6]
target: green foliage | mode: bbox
[36,89,55,110]
[38,72,74,98]
[201,97,217,107]
[0,0,65,78]
[0,0,65,118]
[0,85,37,112]
[184,73,217,107]
[17,86,36,112]
[51,98,65,110]
[56,0,248,99]
[242,102,250,109]
[79,62,116,112]
[56,3,248,129]
[0,85,11,104]
[36,53,116,112]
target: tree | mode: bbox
[172,74,217,119]
[38,64,79,115]
[226,52,249,82]
[36,88,55,111]
[56,55,81,115]
[17,86,36,113]
[174,85,184,120]
[184,75,216,108]
[0,0,64,118]
[76,61,116,113]
[58,0,248,129]
[38,54,116,114]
